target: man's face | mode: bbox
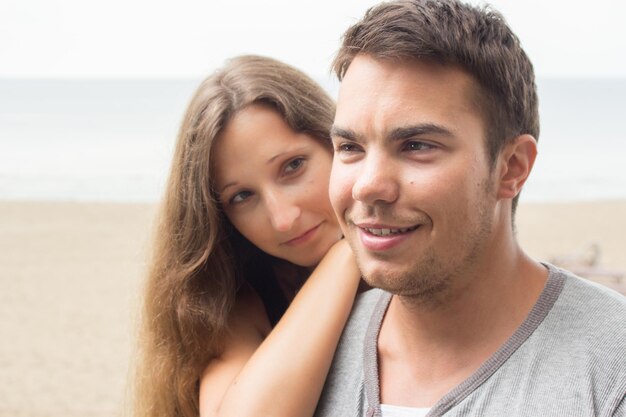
[330,55,499,299]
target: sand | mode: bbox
[516,201,626,289]
[0,202,156,417]
[0,200,624,417]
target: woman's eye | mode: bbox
[230,190,252,204]
[285,157,305,174]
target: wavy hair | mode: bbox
[132,55,335,417]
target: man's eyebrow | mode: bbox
[330,124,453,143]
[330,126,360,142]
[389,123,454,141]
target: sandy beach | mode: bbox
[1,199,624,417]
[0,202,156,417]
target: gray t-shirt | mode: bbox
[315,264,626,417]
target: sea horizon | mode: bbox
[1,76,625,204]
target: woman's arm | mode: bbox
[199,238,360,417]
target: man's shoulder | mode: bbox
[559,265,626,302]
[528,265,626,373]
[445,266,626,416]
[553,265,626,330]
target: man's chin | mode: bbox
[359,266,407,293]
[360,263,452,303]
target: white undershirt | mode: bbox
[380,404,431,417]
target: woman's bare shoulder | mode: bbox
[199,287,272,415]
[228,286,272,338]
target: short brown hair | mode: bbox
[334,0,539,210]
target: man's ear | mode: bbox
[496,134,538,200]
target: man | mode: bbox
[315,1,626,416]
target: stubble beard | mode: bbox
[358,182,495,309]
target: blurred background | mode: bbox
[1,1,625,416]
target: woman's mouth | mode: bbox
[283,223,322,246]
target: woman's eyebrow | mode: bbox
[219,181,239,194]
[267,145,310,164]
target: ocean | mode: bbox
[1,77,624,203]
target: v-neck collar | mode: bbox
[362,264,566,417]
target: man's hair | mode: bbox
[334,0,539,213]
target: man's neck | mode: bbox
[377,243,548,408]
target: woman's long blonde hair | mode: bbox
[132,55,335,417]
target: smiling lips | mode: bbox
[356,223,420,251]
[283,223,322,246]
[362,225,418,236]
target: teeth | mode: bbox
[365,226,418,236]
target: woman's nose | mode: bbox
[265,191,302,232]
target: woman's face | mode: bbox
[213,104,342,267]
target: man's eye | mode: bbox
[405,141,435,151]
[335,142,361,153]
[230,190,252,204]
[285,157,305,174]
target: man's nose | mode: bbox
[265,190,302,232]
[351,152,399,206]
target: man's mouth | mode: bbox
[361,225,419,236]
[354,222,421,251]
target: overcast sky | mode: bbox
[1,0,625,79]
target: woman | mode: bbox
[133,55,360,417]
